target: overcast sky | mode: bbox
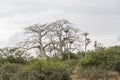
[0,0,120,48]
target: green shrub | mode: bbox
[62,53,78,60]
[80,46,120,72]
[63,59,79,72]
[0,63,21,80]
[17,70,40,80]
[30,60,71,80]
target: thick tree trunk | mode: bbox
[39,47,47,60]
[37,36,47,60]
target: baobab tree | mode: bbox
[20,24,55,60]
[83,32,91,56]
[20,20,82,60]
[94,41,97,50]
[49,20,82,58]
[94,41,103,50]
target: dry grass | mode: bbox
[71,69,120,80]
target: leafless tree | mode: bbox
[83,32,91,56]
[49,20,82,59]
[94,41,103,51]
[20,20,82,60]
[20,24,55,59]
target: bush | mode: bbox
[63,59,79,72]
[0,63,22,80]
[30,60,71,80]
[78,66,106,80]
[80,46,120,72]
[80,51,106,67]
[62,53,78,60]
[17,70,40,80]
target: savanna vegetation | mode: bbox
[0,20,120,80]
